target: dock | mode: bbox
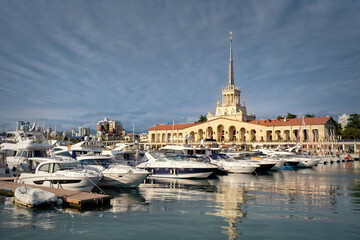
[0,180,112,209]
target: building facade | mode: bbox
[148,32,337,148]
[97,117,123,139]
[78,127,90,137]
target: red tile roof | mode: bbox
[148,123,198,131]
[249,116,333,126]
[148,117,333,131]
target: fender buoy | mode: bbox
[67,145,71,150]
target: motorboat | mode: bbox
[257,148,319,168]
[231,154,277,173]
[51,141,102,158]
[137,152,218,179]
[0,130,53,174]
[293,155,321,168]
[15,158,101,192]
[255,150,300,170]
[103,143,144,165]
[76,154,149,188]
[250,156,285,174]
[207,153,259,174]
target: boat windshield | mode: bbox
[156,156,209,163]
[80,158,113,166]
[209,153,231,160]
[54,162,81,171]
[16,149,48,158]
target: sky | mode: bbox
[0,0,359,133]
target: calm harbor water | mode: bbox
[1,162,359,240]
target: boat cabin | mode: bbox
[36,161,80,174]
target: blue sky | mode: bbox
[0,0,359,132]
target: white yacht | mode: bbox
[15,159,101,192]
[51,141,102,158]
[293,155,321,168]
[255,155,286,170]
[137,152,218,179]
[232,153,278,173]
[103,143,144,165]
[76,154,149,188]
[0,130,53,174]
[255,149,301,169]
[207,153,259,174]
[263,150,319,168]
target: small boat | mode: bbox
[15,159,102,192]
[13,186,60,208]
[76,154,149,188]
[137,152,218,179]
[295,155,321,168]
[207,153,258,174]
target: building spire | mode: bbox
[228,31,234,87]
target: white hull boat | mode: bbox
[296,157,321,167]
[76,155,149,188]
[16,159,101,192]
[208,154,258,174]
[137,152,217,179]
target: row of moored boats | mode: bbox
[0,130,356,193]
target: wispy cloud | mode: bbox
[0,0,359,132]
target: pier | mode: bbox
[0,179,111,209]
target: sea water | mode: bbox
[0,162,359,239]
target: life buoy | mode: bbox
[67,145,71,150]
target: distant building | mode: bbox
[124,134,134,142]
[71,128,77,137]
[139,133,148,142]
[78,127,90,137]
[97,117,123,139]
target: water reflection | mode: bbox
[138,178,217,202]
[348,179,360,211]
[207,175,255,239]
[104,188,148,213]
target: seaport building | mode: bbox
[148,33,337,149]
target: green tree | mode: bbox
[341,128,360,140]
[286,113,297,119]
[341,114,360,140]
[276,116,284,120]
[346,114,360,129]
[305,114,315,118]
[198,115,207,123]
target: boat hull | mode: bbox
[297,158,320,168]
[141,167,215,179]
[99,172,148,188]
[223,165,257,174]
[16,175,99,192]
